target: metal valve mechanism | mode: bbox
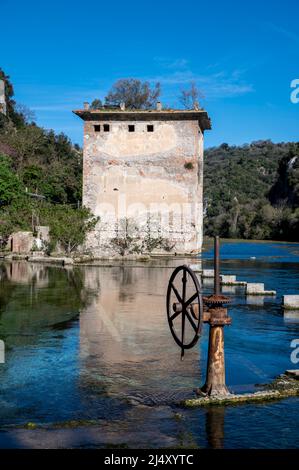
[166,237,232,397]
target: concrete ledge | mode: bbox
[28,256,73,266]
[4,254,28,260]
[283,295,299,310]
[228,281,247,286]
[182,372,299,408]
[184,390,285,407]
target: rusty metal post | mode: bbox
[214,236,220,296]
[201,315,230,396]
[200,236,231,397]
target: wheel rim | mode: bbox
[166,265,203,359]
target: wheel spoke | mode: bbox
[184,292,198,309]
[169,309,182,322]
[182,270,187,304]
[185,309,198,332]
[181,270,187,358]
[171,283,183,304]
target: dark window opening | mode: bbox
[128,125,135,132]
[103,124,110,132]
[147,125,154,132]
[113,188,119,191]
[94,125,101,132]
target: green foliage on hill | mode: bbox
[204,141,299,241]
[0,68,96,252]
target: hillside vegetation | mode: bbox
[204,141,299,241]
[0,68,97,252]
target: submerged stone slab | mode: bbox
[283,295,299,310]
[246,283,276,296]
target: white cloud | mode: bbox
[146,69,254,98]
[154,57,189,69]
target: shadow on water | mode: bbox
[0,240,298,448]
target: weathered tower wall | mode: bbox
[73,107,211,257]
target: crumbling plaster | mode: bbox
[82,118,204,255]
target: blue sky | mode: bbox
[1,0,298,148]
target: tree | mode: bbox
[0,154,24,207]
[105,79,161,109]
[2,125,44,170]
[45,205,99,254]
[110,217,141,256]
[179,82,203,109]
[90,99,103,110]
[14,103,36,124]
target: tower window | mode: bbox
[103,124,110,132]
[94,125,101,132]
[128,125,135,132]
[147,125,154,132]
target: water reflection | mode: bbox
[284,310,299,323]
[0,262,93,347]
[246,295,265,306]
[79,264,200,399]
[0,241,298,448]
[206,407,225,449]
[222,285,238,295]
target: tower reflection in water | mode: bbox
[79,263,202,400]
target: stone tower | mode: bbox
[0,79,7,115]
[73,103,211,256]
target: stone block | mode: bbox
[220,275,236,284]
[9,231,34,253]
[202,269,214,278]
[283,295,299,310]
[246,283,276,296]
[246,283,264,294]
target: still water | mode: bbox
[0,240,298,448]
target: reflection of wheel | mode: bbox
[166,265,203,359]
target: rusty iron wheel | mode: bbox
[166,265,203,359]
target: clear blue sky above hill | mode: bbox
[1,0,298,148]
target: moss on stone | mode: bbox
[182,374,299,408]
